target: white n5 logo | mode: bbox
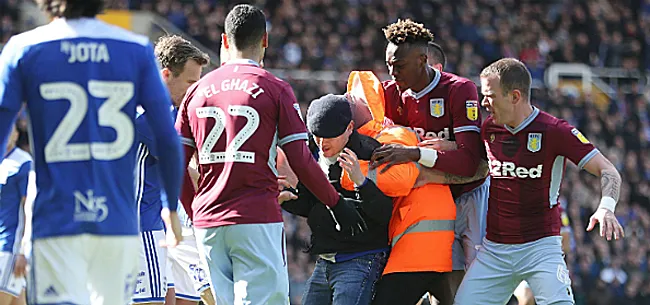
[490,160,543,179]
[73,189,109,222]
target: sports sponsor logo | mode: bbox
[466,100,478,121]
[489,160,543,179]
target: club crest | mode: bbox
[466,100,478,121]
[430,98,444,118]
[527,133,542,152]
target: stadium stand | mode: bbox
[2,0,649,304]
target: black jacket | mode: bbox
[282,132,393,255]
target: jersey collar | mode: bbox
[504,107,540,134]
[223,59,261,67]
[405,68,441,100]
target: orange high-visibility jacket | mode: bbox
[340,72,456,274]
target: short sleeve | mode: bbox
[554,120,598,169]
[450,80,481,134]
[276,85,308,146]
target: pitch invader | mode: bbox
[0,1,184,304]
[453,58,624,305]
[0,125,32,305]
[133,35,209,305]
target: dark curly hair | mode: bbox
[383,19,435,46]
[37,0,104,19]
[155,35,210,76]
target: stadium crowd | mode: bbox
[1,0,648,304]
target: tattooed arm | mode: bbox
[583,152,624,240]
[414,159,489,187]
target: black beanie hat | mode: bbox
[306,94,352,138]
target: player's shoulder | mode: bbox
[440,71,476,89]
[7,18,149,50]
[4,148,32,168]
[533,109,568,131]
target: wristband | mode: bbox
[598,196,617,212]
[418,147,438,168]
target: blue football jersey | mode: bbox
[0,18,181,239]
[0,148,33,253]
[135,107,178,232]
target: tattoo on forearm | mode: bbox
[443,161,490,185]
[601,169,621,202]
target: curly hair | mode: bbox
[155,35,210,76]
[37,0,104,19]
[383,19,435,46]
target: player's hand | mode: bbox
[418,138,457,151]
[370,144,420,173]
[338,148,366,186]
[277,176,298,204]
[161,208,183,248]
[586,208,625,241]
[12,254,27,277]
[331,196,368,236]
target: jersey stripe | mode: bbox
[135,144,149,231]
[454,125,481,133]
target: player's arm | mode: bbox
[0,37,24,158]
[415,138,489,185]
[15,165,35,276]
[281,183,317,217]
[371,81,483,176]
[416,159,489,186]
[138,43,182,211]
[555,121,624,240]
[424,81,483,177]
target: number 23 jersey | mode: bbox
[176,59,308,228]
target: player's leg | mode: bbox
[165,256,176,305]
[194,226,233,305]
[329,251,388,305]
[229,223,289,305]
[8,289,25,305]
[372,272,443,305]
[200,289,215,305]
[0,252,26,305]
[132,230,169,305]
[452,239,518,305]
[459,178,490,268]
[518,237,574,305]
[27,235,90,304]
[301,259,332,305]
[513,281,535,305]
[168,227,209,305]
[87,235,140,305]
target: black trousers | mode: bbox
[371,271,453,305]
